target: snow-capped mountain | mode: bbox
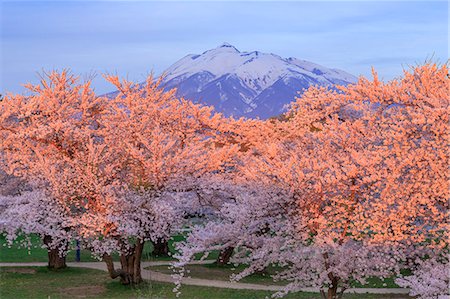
[160,43,357,119]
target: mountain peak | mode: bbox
[160,45,357,119]
[219,42,234,47]
[216,42,240,52]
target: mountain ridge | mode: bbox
[108,43,357,119]
[160,43,357,118]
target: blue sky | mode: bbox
[1,0,448,94]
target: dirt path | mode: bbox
[0,261,411,295]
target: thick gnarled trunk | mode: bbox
[43,235,67,269]
[320,276,343,299]
[216,246,234,266]
[320,252,345,299]
[103,240,145,285]
[152,238,170,257]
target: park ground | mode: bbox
[0,235,413,299]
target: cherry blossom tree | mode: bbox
[0,70,239,282]
[344,63,449,299]
[396,257,449,299]
[175,63,449,299]
[0,71,108,269]
[0,189,72,269]
[1,63,446,298]
[80,75,240,284]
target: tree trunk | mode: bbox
[320,252,344,299]
[103,239,145,285]
[327,284,338,299]
[320,276,340,299]
[43,235,67,270]
[152,238,170,257]
[216,246,234,266]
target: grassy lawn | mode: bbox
[149,263,287,286]
[1,234,97,263]
[351,276,402,289]
[1,233,407,298]
[0,234,219,263]
[148,263,402,288]
[0,266,410,299]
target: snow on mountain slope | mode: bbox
[102,43,356,119]
[161,43,357,119]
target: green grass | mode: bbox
[140,234,219,262]
[0,266,410,299]
[140,234,220,262]
[1,233,406,297]
[0,234,97,263]
[350,276,400,289]
[350,269,412,289]
[148,263,403,289]
[0,235,98,263]
[0,234,167,263]
[149,263,287,286]
[0,234,219,263]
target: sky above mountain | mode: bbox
[1,0,447,94]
